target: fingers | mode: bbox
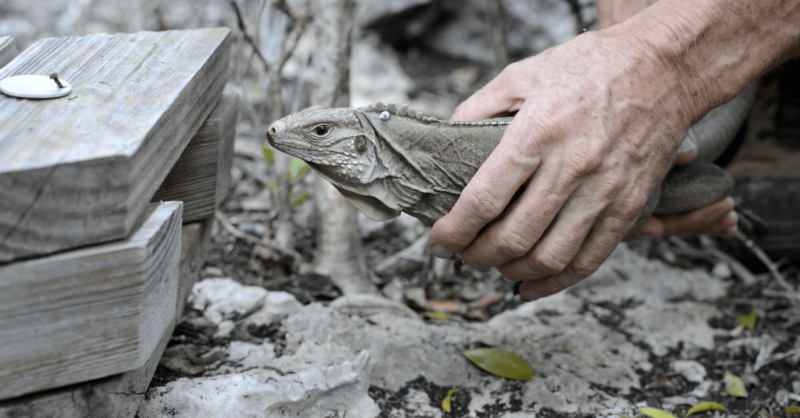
[515,214,633,300]
[660,197,738,237]
[627,196,737,239]
[451,62,528,121]
[623,217,664,241]
[456,159,575,270]
[429,114,542,258]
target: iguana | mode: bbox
[266,86,756,232]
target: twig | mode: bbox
[230,0,272,70]
[697,235,759,286]
[482,0,508,74]
[214,211,301,263]
[736,230,800,304]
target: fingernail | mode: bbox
[676,136,697,155]
[431,244,454,259]
[725,196,735,205]
[520,288,541,301]
[713,213,737,233]
[707,211,726,222]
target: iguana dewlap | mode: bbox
[267,88,755,231]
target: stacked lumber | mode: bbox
[0,28,238,418]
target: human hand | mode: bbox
[428,28,701,301]
[625,197,738,241]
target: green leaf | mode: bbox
[639,407,678,418]
[736,311,757,331]
[267,181,279,191]
[786,406,800,414]
[462,348,534,381]
[291,192,311,206]
[288,157,309,180]
[261,146,275,165]
[426,312,450,321]
[724,370,747,398]
[685,402,726,417]
[442,389,460,413]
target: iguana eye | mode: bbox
[310,124,331,137]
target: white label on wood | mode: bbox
[0,29,230,262]
[0,201,183,401]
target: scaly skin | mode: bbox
[267,102,735,233]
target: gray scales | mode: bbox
[0,28,231,262]
[267,83,757,230]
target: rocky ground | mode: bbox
[3,0,800,417]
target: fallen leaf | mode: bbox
[442,389,460,412]
[426,312,450,321]
[685,402,726,417]
[736,311,757,331]
[649,377,669,389]
[724,370,747,398]
[787,406,800,414]
[639,407,678,418]
[469,292,504,309]
[261,146,275,165]
[427,299,463,313]
[462,348,534,381]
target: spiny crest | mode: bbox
[358,101,511,126]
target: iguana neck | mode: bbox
[362,109,512,225]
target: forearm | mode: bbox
[601,0,800,123]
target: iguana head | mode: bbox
[267,104,419,221]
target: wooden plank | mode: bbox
[152,94,239,222]
[0,202,183,401]
[0,28,230,262]
[0,217,212,417]
[0,37,16,69]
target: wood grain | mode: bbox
[0,37,16,69]
[0,202,183,401]
[0,28,230,262]
[152,94,238,223]
[0,217,211,417]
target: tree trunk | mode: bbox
[309,0,379,296]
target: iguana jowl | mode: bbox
[266,101,738,232]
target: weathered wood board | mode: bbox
[0,202,183,401]
[0,217,211,417]
[0,28,230,262]
[152,94,239,222]
[0,37,16,68]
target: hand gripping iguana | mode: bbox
[266,83,757,233]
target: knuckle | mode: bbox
[493,230,534,259]
[569,259,601,278]
[564,141,603,177]
[527,250,569,276]
[465,184,505,221]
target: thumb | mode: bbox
[673,135,697,165]
[452,67,526,121]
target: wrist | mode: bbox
[607,0,800,122]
